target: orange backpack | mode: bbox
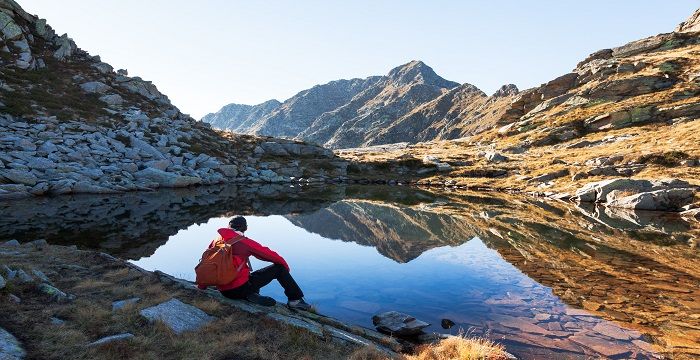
[195,235,245,287]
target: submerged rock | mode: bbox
[372,311,430,336]
[140,298,215,334]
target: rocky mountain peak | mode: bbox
[492,84,519,97]
[387,60,459,89]
[675,7,700,33]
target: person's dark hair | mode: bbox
[229,216,247,232]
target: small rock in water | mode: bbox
[372,311,430,336]
[112,297,141,311]
[440,318,456,329]
[88,333,135,347]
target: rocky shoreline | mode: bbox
[0,240,402,359]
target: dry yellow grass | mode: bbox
[405,335,508,360]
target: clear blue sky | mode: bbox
[21,1,699,119]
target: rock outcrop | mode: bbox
[575,178,697,211]
[0,0,347,199]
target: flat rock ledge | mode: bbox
[0,327,25,360]
[136,266,403,356]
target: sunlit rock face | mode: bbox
[0,0,348,199]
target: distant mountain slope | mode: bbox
[201,100,281,133]
[203,61,462,149]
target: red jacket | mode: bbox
[199,228,289,291]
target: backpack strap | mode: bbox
[227,234,252,271]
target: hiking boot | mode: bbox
[246,293,276,307]
[287,298,313,311]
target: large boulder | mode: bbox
[134,168,202,188]
[140,298,215,334]
[575,178,651,202]
[606,188,695,211]
[372,311,430,337]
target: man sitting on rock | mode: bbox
[199,216,312,311]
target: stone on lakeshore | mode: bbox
[37,283,74,303]
[0,327,25,360]
[372,311,430,336]
[267,313,323,337]
[25,239,47,249]
[219,164,238,177]
[88,333,134,347]
[134,167,202,188]
[140,298,215,334]
[575,178,649,203]
[112,297,141,311]
[606,188,695,211]
[0,169,37,186]
[3,240,20,247]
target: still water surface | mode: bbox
[1,184,698,359]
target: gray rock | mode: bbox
[0,170,37,186]
[0,274,5,290]
[80,81,111,94]
[139,298,215,334]
[88,333,134,347]
[0,327,25,360]
[261,142,289,156]
[26,239,48,249]
[219,164,238,177]
[485,151,508,163]
[575,178,650,202]
[2,265,16,280]
[112,297,141,311]
[31,269,50,283]
[99,94,124,106]
[53,35,76,60]
[8,294,20,304]
[50,317,65,326]
[3,240,20,247]
[134,168,202,188]
[606,188,695,211]
[266,313,323,337]
[37,283,74,303]
[0,13,23,40]
[15,270,33,283]
[129,136,165,160]
[372,311,430,336]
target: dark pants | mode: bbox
[221,264,304,301]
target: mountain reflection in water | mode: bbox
[1,184,698,359]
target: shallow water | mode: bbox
[1,184,698,359]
